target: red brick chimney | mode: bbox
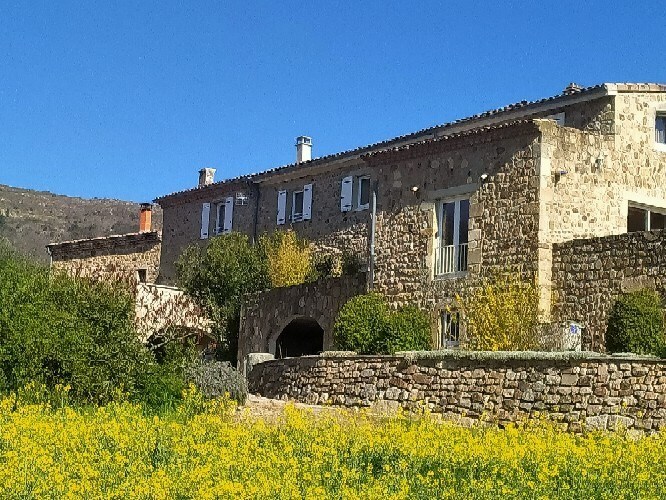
[139,203,152,233]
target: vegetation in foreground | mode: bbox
[0,392,664,499]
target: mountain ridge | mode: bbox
[0,183,163,263]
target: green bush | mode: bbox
[185,360,248,404]
[606,289,665,356]
[333,293,432,354]
[384,306,432,354]
[333,293,390,354]
[176,233,270,364]
[0,248,153,404]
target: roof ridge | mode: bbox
[157,82,666,201]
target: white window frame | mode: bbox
[440,310,461,349]
[200,202,211,240]
[291,189,305,222]
[655,113,666,148]
[277,190,287,225]
[356,175,371,211]
[435,196,470,277]
[627,202,666,232]
[214,197,234,235]
[215,203,226,234]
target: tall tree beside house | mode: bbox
[176,233,270,364]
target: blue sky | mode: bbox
[1,1,664,202]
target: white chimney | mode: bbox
[198,168,216,187]
[296,136,312,163]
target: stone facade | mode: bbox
[154,83,666,358]
[47,231,161,289]
[134,283,212,344]
[249,353,666,433]
[552,230,666,349]
[238,275,367,369]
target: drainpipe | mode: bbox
[368,180,378,290]
[251,180,261,244]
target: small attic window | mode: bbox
[137,269,147,283]
[656,114,666,144]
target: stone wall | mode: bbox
[48,232,161,289]
[157,179,257,284]
[238,274,367,368]
[551,230,666,350]
[366,122,543,312]
[248,352,666,433]
[134,283,211,343]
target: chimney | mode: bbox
[563,82,583,95]
[198,167,216,187]
[139,203,152,233]
[296,136,312,163]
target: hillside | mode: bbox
[0,184,163,263]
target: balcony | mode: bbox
[434,243,468,276]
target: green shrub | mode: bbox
[333,293,432,354]
[606,289,665,356]
[309,253,336,281]
[0,249,153,404]
[176,233,270,364]
[384,306,432,354]
[185,360,248,404]
[333,293,390,354]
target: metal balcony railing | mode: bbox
[434,243,468,276]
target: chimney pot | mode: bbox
[296,136,312,163]
[198,168,216,187]
[139,203,152,233]
[563,82,583,95]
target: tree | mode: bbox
[176,233,270,364]
[0,244,153,404]
[457,273,540,351]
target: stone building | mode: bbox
[47,204,212,347]
[154,83,666,363]
[47,203,161,288]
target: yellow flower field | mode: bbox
[0,392,665,499]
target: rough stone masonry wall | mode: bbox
[366,123,543,311]
[157,179,257,285]
[249,353,666,433]
[551,230,666,350]
[238,274,367,366]
[49,232,161,289]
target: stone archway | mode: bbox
[273,316,324,358]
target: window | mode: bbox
[292,190,304,222]
[216,203,226,234]
[289,184,312,223]
[656,114,666,144]
[627,204,666,232]
[341,175,372,212]
[215,197,234,234]
[435,198,469,275]
[440,311,461,349]
[137,269,147,283]
[357,176,371,210]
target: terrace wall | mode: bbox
[248,352,666,433]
